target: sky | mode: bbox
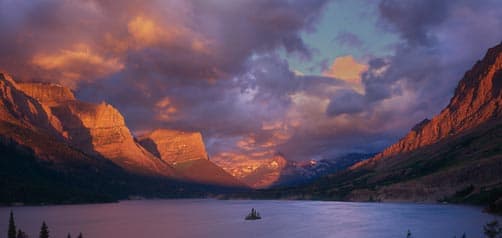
[0,0,501,164]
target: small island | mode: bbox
[245,208,262,220]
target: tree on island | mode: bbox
[9,211,17,238]
[39,221,49,238]
[406,230,413,238]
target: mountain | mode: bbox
[256,43,502,208]
[271,153,374,188]
[138,129,246,188]
[238,154,288,189]
[338,42,502,204]
[17,82,178,178]
[0,72,245,204]
[215,153,371,189]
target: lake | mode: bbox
[0,199,499,238]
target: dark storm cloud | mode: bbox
[378,0,450,46]
[326,89,365,117]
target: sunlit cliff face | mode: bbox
[0,0,501,167]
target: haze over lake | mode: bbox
[1,200,498,238]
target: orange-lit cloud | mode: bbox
[31,44,124,87]
[127,15,209,53]
[128,16,179,46]
[155,97,178,121]
[324,55,368,93]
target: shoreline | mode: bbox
[1,197,497,216]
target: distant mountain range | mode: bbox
[255,42,502,211]
[213,152,372,189]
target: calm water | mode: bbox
[0,199,499,238]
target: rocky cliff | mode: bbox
[139,129,245,187]
[139,129,208,164]
[358,43,502,166]
[17,83,76,106]
[11,79,177,177]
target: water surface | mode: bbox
[0,199,499,238]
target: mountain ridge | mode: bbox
[356,42,502,167]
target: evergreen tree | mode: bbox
[16,229,28,238]
[67,233,72,238]
[8,211,16,238]
[461,232,466,238]
[77,232,83,238]
[39,222,49,238]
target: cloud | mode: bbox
[323,55,368,92]
[378,0,450,46]
[31,44,124,87]
[326,89,366,117]
[0,0,501,165]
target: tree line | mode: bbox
[8,211,83,238]
[5,209,502,238]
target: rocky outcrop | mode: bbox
[139,129,245,187]
[357,42,502,167]
[139,129,208,164]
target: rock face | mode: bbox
[139,129,245,187]
[17,83,75,106]
[0,73,65,136]
[7,77,177,177]
[358,43,502,166]
[139,129,208,164]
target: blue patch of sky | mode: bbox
[281,0,400,75]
